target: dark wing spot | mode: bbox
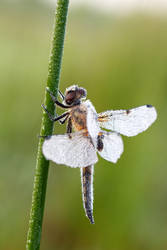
[97,135,104,152]
[126,109,131,114]
[146,104,153,108]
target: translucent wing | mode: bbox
[42,131,98,168]
[98,105,157,137]
[84,100,100,147]
[98,131,124,163]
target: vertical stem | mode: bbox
[26,1,69,249]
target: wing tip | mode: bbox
[146,104,157,123]
[112,146,124,164]
[146,104,153,108]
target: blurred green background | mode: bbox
[0,1,167,250]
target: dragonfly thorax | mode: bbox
[70,104,87,131]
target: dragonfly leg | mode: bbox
[46,87,72,109]
[41,104,69,122]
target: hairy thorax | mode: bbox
[70,103,87,131]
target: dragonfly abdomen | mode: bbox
[80,165,94,224]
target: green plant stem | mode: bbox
[26,1,69,249]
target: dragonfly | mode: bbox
[42,85,157,224]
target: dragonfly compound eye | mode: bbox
[65,91,76,105]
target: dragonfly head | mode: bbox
[64,85,87,106]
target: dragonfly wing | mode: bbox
[42,131,98,168]
[85,100,100,147]
[98,131,124,163]
[98,105,157,137]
